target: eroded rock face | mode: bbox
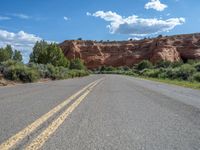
[59,33,200,69]
[150,46,181,63]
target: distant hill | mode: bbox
[59,33,200,69]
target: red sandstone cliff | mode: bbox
[59,33,200,69]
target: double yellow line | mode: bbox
[0,78,103,150]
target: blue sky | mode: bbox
[0,0,199,62]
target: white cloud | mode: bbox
[12,13,30,19]
[88,11,185,36]
[145,0,167,11]
[0,16,11,20]
[86,12,92,16]
[0,29,42,62]
[63,16,69,21]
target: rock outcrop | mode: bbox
[59,33,200,69]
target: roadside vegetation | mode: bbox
[93,60,200,89]
[0,41,88,84]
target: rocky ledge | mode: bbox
[59,33,200,69]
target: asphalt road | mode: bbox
[0,75,200,150]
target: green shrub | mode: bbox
[194,62,200,72]
[40,64,68,80]
[136,60,153,71]
[46,64,58,79]
[28,63,54,79]
[193,73,200,82]
[122,66,130,71]
[105,66,116,71]
[3,63,40,82]
[164,68,179,79]
[164,64,196,80]
[70,58,86,70]
[156,61,172,68]
[158,72,168,79]
[178,64,196,80]
[171,61,183,68]
[124,71,138,76]
[68,70,89,78]
[100,66,106,72]
[0,60,18,67]
[187,59,200,65]
[116,66,124,71]
[28,62,89,80]
[28,63,45,77]
[141,69,160,78]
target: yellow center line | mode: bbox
[25,80,102,150]
[0,79,102,150]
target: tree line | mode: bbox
[0,45,22,62]
[0,41,88,83]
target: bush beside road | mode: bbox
[93,60,200,89]
[0,41,89,85]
